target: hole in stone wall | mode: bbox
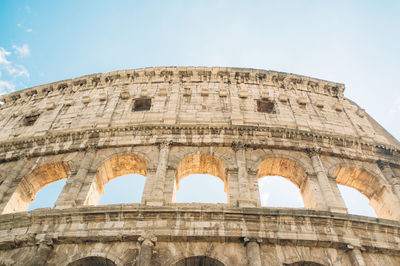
[176,174,227,204]
[133,98,151,111]
[337,184,376,217]
[23,113,40,126]
[257,99,275,113]
[99,174,145,204]
[28,179,66,211]
[258,176,304,208]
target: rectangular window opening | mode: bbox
[133,98,151,111]
[257,99,275,113]
[23,114,40,126]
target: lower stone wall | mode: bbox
[0,205,399,266]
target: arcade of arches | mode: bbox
[1,147,400,221]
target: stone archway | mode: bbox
[334,166,400,220]
[84,154,148,205]
[67,256,116,266]
[2,161,70,214]
[174,154,228,202]
[283,262,325,266]
[257,157,316,208]
[172,256,225,266]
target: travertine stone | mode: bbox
[0,66,399,265]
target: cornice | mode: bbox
[0,67,345,105]
[0,124,398,165]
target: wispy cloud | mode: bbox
[0,80,16,94]
[7,64,29,77]
[0,48,11,65]
[12,44,30,57]
[0,46,30,95]
[26,29,33,33]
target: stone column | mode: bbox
[378,160,400,201]
[306,146,346,213]
[233,142,257,207]
[248,170,261,207]
[30,239,54,266]
[137,234,157,266]
[347,245,366,266]
[227,169,239,207]
[0,157,34,213]
[146,141,171,206]
[55,150,95,208]
[243,237,262,266]
[141,168,156,204]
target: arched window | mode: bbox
[258,176,303,208]
[337,184,376,217]
[175,154,228,204]
[67,256,115,266]
[176,174,227,203]
[172,256,225,266]
[3,162,70,214]
[28,179,67,211]
[257,158,309,208]
[284,262,325,266]
[99,174,145,204]
[85,154,147,205]
[334,166,400,219]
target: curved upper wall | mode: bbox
[0,66,398,149]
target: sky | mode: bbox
[1,1,398,217]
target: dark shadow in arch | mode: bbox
[284,262,325,266]
[172,256,225,266]
[67,256,115,266]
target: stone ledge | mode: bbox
[0,124,398,166]
[0,204,399,253]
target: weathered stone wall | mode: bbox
[0,67,399,265]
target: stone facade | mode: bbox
[0,66,399,265]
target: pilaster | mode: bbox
[347,245,366,266]
[378,160,400,201]
[232,142,257,207]
[146,141,171,206]
[55,150,95,208]
[137,233,157,266]
[306,146,347,213]
[243,237,262,266]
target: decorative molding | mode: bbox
[0,67,345,106]
[0,125,398,166]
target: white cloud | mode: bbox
[7,64,29,77]
[12,44,30,57]
[26,29,33,33]
[17,23,22,28]
[0,48,11,65]
[0,80,16,94]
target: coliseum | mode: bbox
[0,66,399,265]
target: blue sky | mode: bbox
[1,1,398,217]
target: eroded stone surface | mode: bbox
[0,67,399,265]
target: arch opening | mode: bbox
[99,174,146,204]
[3,161,70,214]
[284,262,325,266]
[85,154,147,206]
[337,184,376,217]
[67,256,116,266]
[257,157,310,208]
[176,174,227,203]
[172,256,225,266]
[258,176,304,208]
[28,179,67,211]
[175,154,228,204]
[334,166,398,219]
